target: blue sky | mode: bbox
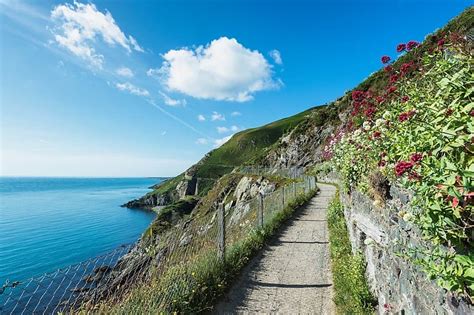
[0,0,470,177]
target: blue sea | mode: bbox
[0,177,162,284]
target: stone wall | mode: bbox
[339,185,472,314]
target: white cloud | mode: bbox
[196,138,208,145]
[213,135,232,147]
[231,111,242,117]
[269,49,283,65]
[217,125,240,134]
[50,1,143,68]
[116,66,134,78]
[115,82,149,96]
[159,91,186,107]
[157,36,280,102]
[197,114,206,122]
[211,111,225,121]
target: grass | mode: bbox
[326,187,376,314]
[93,189,318,314]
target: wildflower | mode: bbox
[353,129,362,137]
[395,160,414,176]
[398,110,416,122]
[452,197,459,208]
[386,85,397,94]
[402,212,413,221]
[445,108,453,116]
[363,121,371,131]
[378,159,386,167]
[364,106,376,118]
[382,111,391,120]
[384,65,393,72]
[470,110,474,116]
[373,131,381,138]
[352,90,365,102]
[396,43,406,52]
[381,55,391,64]
[406,40,419,50]
[390,74,398,83]
[376,96,385,103]
[410,153,423,163]
[401,96,410,103]
[437,39,445,47]
[375,118,385,127]
[400,62,413,74]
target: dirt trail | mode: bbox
[214,183,336,314]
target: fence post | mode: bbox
[217,203,225,261]
[281,185,285,208]
[258,193,264,227]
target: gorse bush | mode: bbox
[326,32,473,298]
[327,190,376,314]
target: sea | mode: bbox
[0,177,162,284]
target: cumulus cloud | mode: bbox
[214,135,232,147]
[196,138,208,145]
[197,114,206,122]
[116,66,134,78]
[211,111,225,121]
[231,111,242,117]
[269,49,283,65]
[51,1,143,68]
[217,126,240,134]
[156,37,280,102]
[115,82,149,96]
[159,91,186,107]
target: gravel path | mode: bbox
[214,183,336,314]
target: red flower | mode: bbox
[395,160,414,177]
[469,110,474,117]
[352,90,365,102]
[376,96,385,104]
[398,110,416,122]
[386,85,397,94]
[396,43,406,52]
[400,62,414,74]
[445,108,453,116]
[452,197,459,208]
[410,153,423,163]
[401,95,410,103]
[437,39,445,47]
[381,55,391,64]
[364,105,376,118]
[407,41,419,50]
[373,131,381,138]
[390,74,398,83]
[378,160,386,167]
[384,65,393,72]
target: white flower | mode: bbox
[363,121,371,130]
[403,212,413,222]
[354,129,362,137]
[382,111,391,120]
[375,118,385,127]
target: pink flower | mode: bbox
[396,43,406,52]
[398,110,416,122]
[352,90,365,102]
[390,74,398,83]
[410,153,423,163]
[407,40,419,50]
[386,85,397,94]
[401,95,410,103]
[395,160,414,177]
[381,55,391,64]
[384,65,393,72]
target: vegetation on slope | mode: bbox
[327,188,376,314]
[326,12,473,299]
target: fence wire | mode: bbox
[1,169,317,314]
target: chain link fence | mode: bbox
[1,169,317,314]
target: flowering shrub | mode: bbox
[327,36,474,298]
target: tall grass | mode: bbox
[327,188,376,314]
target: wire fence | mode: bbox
[0,168,317,314]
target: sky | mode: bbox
[0,0,471,177]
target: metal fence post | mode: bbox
[217,203,225,261]
[281,185,285,208]
[258,193,264,227]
